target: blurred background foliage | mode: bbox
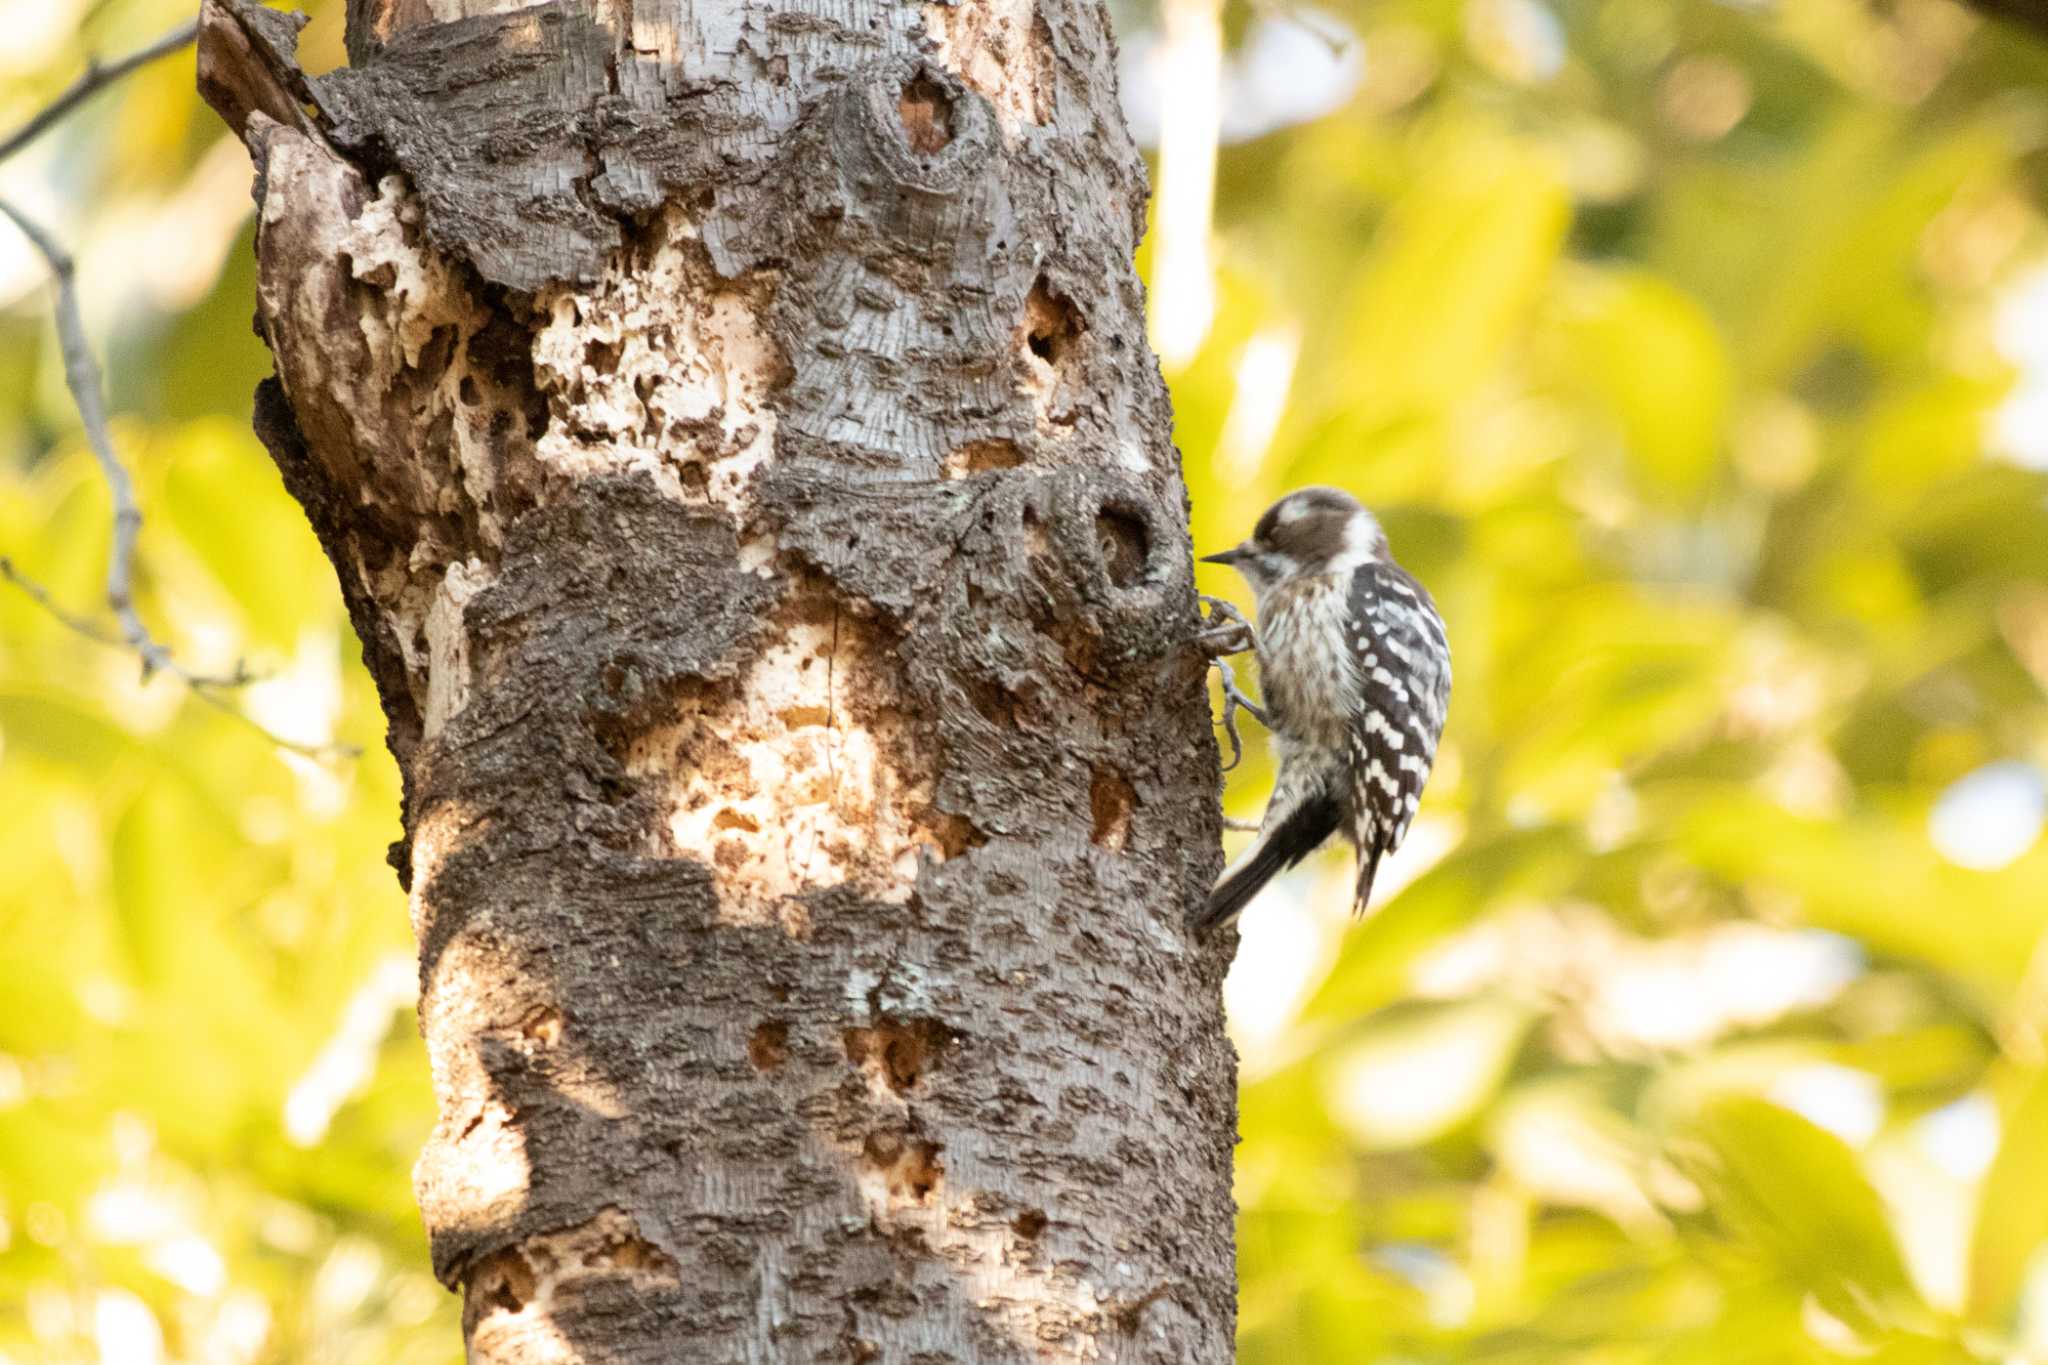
[3,0,2048,1361]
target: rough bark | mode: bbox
[200,0,1237,1359]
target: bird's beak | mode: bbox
[1201,545,1247,567]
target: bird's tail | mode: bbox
[1352,841,1384,916]
[1195,792,1341,937]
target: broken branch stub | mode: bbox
[202,0,1237,1358]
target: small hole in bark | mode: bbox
[1022,278,1081,371]
[521,1007,563,1045]
[601,659,644,700]
[679,462,709,496]
[749,1020,790,1070]
[844,1017,958,1093]
[898,77,954,155]
[472,1249,536,1316]
[524,390,550,441]
[968,679,1021,728]
[420,324,458,377]
[943,438,1025,479]
[354,257,397,289]
[903,1149,940,1201]
[584,337,623,375]
[714,807,761,833]
[459,375,480,406]
[1096,506,1149,587]
[915,807,987,859]
[1090,767,1136,851]
[590,1231,674,1274]
[634,374,659,432]
[863,1131,944,1205]
[1014,1209,1048,1240]
[1021,503,1051,556]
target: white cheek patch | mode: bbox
[1323,509,1385,575]
[1347,509,1383,558]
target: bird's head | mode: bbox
[1201,486,1388,593]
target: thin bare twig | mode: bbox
[0,199,355,762]
[2,195,194,683]
[0,556,121,646]
[0,20,201,166]
[2,558,353,761]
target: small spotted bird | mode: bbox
[1198,487,1450,934]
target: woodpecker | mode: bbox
[1197,487,1450,935]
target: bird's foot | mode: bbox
[1194,595,1256,658]
[1211,654,1270,772]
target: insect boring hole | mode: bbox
[942,437,1025,479]
[749,1019,790,1071]
[844,1016,956,1094]
[897,76,954,155]
[1021,278,1081,373]
[468,1248,537,1320]
[1090,766,1136,851]
[862,1130,944,1206]
[520,1006,564,1046]
[1095,505,1149,587]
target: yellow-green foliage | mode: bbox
[4,0,2048,1361]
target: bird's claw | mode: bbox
[1195,594,1256,658]
[1211,654,1269,772]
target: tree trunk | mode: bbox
[198,0,1237,1359]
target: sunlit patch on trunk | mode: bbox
[621,576,978,925]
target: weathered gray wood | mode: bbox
[203,0,1236,1355]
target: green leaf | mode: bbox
[1337,130,1571,428]
[1549,267,1731,496]
[1966,1065,2048,1325]
[1684,1096,1917,1331]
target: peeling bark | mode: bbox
[203,0,1235,1357]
